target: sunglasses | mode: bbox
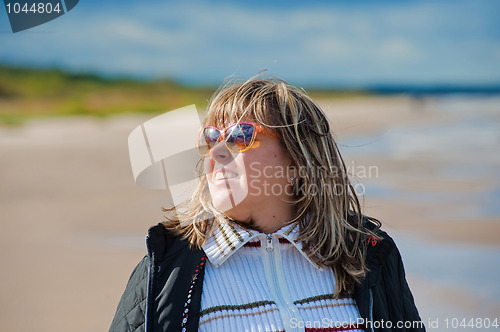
[197,122,278,156]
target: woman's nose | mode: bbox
[209,141,233,163]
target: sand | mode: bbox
[1,96,498,331]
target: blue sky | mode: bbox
[1,0,499,87]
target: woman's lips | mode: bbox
[213,169,238,181]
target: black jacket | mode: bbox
[109,223,425,332]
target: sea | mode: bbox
[341,95,500,325]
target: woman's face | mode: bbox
[203,122,294,226]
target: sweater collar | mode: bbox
[202,216,320,268]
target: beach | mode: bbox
[1,95,499,331]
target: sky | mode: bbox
[1,0,499,87]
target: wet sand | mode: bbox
[1,96,499,331]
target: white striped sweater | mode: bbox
[200,218,364,332]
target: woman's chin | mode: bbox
[213,199,235,214]
[208,185,248,214]
[212,195,247,218]
[211,192,240,213]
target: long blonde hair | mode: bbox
[163,77,380,296]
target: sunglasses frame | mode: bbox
[197,121,278,156]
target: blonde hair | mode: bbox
[163,77,380,296]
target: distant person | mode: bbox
[109,77,425,331]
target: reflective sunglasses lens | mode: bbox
[197,127,220,155]
[225,124,255,153]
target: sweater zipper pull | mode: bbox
[266,234,274,252]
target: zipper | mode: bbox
[262,234,304,332]
[266,234,274,252]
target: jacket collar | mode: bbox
[202,216,320,268]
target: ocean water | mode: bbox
[342,95,500,219]
[395,231,500,304]
[341,95,500,314]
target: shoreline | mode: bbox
[1,95,499,331]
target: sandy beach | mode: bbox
[1,96,499,331]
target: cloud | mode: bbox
[1,0,499,85]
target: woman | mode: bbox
[109,78,424,332]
